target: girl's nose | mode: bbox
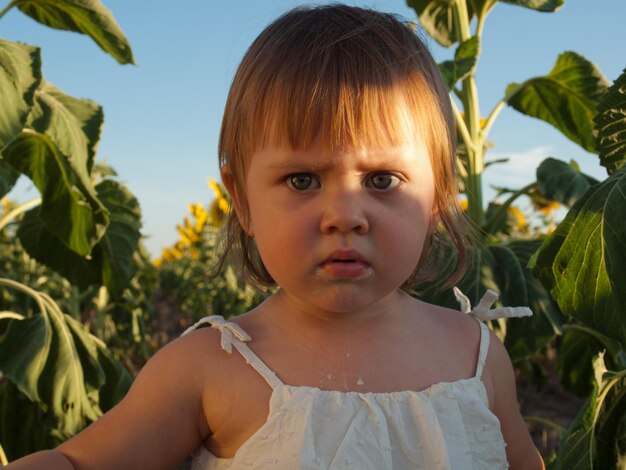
[319,191,369,235]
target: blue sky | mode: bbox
[2,1,625,257]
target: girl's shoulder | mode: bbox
[415,300,482,348]
[169,315,272,397]
[399,300,485,387]
[164,319,250,384]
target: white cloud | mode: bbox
[482,146,553,198]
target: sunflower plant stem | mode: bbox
[0,197,42,232]
[0,277,48,318]
[94,285,109,339]
[483,182,536,235]
[453,0,485,227]
[0,0,18,20]
[0,311,24,320]
[523,415,567,435]
[0,441,7,467]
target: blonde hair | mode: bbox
[218,4,471,292]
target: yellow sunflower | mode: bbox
[207,179,230,227]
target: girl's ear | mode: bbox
[221,166,253,236]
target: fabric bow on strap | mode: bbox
[182,315,252,353]
[453,287,533,321]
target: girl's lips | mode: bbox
[319,260,372,279]
[319,249,372,279]
[322,249,366,263]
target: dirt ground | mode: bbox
[517,360,586,457]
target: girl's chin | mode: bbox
[290,287,401,317]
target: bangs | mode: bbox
[219,5,453,171]
[250,67,440,154]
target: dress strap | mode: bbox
[182,315,283,389]
[453,287,533,378]
[453,287,533,321]
[474,320,490,378]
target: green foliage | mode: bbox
[0,0,145,461]
[428,239,563,362]
[11,0,134,64]
[0,39,40,149]
[3,131,108,256]
[556,327,602,397]
[506,52,609,152]
[407,0,562,48]
[0,1,139,298]
[530,167,626,346]
[0,380,65,462]
[103,245,158,368]
[155,182,263,323]
[557,353,626,468]
[438,36,479,89]
[529,68,626,468]
[536,158,598,208]
[595,68,626,175]
[0,279,132,459]
[16,179,142,298]
[408,1,626,465]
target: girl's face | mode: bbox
[230,135,436,317]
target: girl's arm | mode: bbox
[486,330,545,470]
[5,450,75,469]
[7,330,214,469]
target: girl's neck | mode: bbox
[256,288,417,334]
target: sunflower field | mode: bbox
[0,0,625,468]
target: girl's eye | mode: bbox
[367,173,400,190]
[286,173,319,191]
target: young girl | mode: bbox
[8,4,543,469]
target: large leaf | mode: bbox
[483,240,563,361]
[498,0,563,11]
[0,381,66,461]
[92,179,142,297]
[0,311,96,434]
[557,327,600,397]
[14,0,134,65]
[28,81,103,176]
[406,0,475,48]
[17,180,141,297]
[0,39,41,149]
[406,0,560,48]
[557,324,626,398]
[2,131,108,255]
[506,52,609,152]
[439,36,479,89]
[0,291,132,439]
[530,166,626,345]
[17,207,99,286]
[558,353,626,468]
[595,68,626,176]
[536,157,599,208]
[0,161,20,199]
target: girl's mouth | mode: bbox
[319,250,372,279]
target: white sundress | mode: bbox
[184,289,532,469]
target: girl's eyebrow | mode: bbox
[267,157,416,172]
[267,160,330,171]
